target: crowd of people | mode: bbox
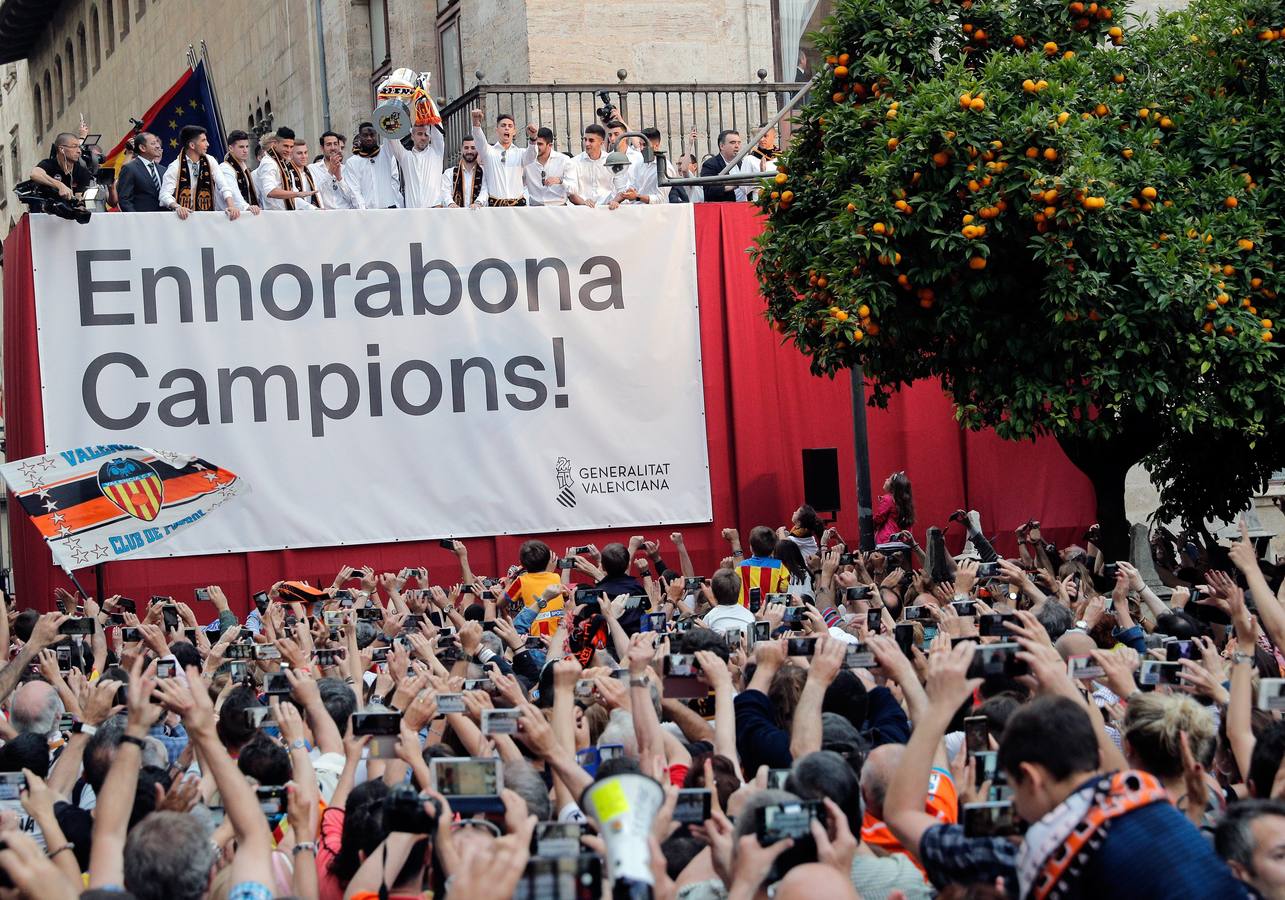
[0,467,1279,899]
[25,110,782,217]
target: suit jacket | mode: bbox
[117,157,164,212]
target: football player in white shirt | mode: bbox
[469,108,531,205]
[523,127,571,206]
[384,123,446,209]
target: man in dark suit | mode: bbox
[116,132,165,211]
[699,129,761,203]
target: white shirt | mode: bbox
[471,126,530,201]
[729,154,762,203]
[440,165,488,207]
[218,160,258,207]
[565,151,615,206]
[627,152,666,205]
[342,150,403,209]
[159,153,245,211]
[385,133,446,209]
[257,155,315,211]
[523,150,571,206]
[703,603,756,633]
[307,160,363,210]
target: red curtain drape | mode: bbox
[2,207,1095,614]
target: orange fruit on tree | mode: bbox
[1084,196,1106,209]
[1025,146,1039,158]
[968,256,987,270]
[1202,322,1215,333]
[781,190,794,202]
[1108,26,1123,39]
[960,92,973,108]
[1013,34,1027,48]
[857,304,871,318]
[1225,196,1238,208]
[834,310,849,321]
[1112,73,1125,84]
[1239,239,1255,250]
[1224,325,1236,335]
[970,96,986,111]
[774,172,788,184]
[933,151,951,167]
[1023,79,1037,93]
[1264,330,1274,342]
[1044,41,1059,54]
[834,65,849,78]
[1262,318,1274,328]
[1138,108,1150,118]
[887,138,900,151]
[1043,147,1058,161]
[873,222,887,234]
[852,328,865,342]
[1141,186,1157,200]
[1036,79,1049,91]
[1122,148,1134,159]
[838,53,850,65]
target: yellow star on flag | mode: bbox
[189,99,198,108]
[168,119,177,129]
[174,105,184,116]
[169,138,179,148]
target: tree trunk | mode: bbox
[1055,430,1151,561]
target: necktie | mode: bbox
[148,162,160,191]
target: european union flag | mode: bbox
[103,61,224,173]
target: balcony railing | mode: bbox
[438,69,801,166]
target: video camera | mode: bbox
[595,90,618,124]
[13,180,90,223]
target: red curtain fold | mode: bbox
[2,207,1095,614]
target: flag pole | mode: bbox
[199,41,229,141]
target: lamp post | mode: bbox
[850,366,876,552]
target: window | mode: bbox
[120,0,130,38]
[32,84,42,141]
[369,0,390,74]
[437,16,463,103]
[41,70,52,131]
[105,2,115,55]
[54,55,64,115]
[773,0,834,82]
[90,7,101,70]
[65,40,76,101]
[78,24,88,85]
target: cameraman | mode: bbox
[29,129,93,203]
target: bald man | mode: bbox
[10,680,64,742]
[861,743,958,862]
[773,863,860,900]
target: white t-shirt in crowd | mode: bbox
[703,603,756,633]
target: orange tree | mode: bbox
[755,0,1285,555]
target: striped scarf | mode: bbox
[224,154,258,206]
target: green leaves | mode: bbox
[757,0,1285,527]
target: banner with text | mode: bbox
[29,206,710,557]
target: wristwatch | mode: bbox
[629,676,648,688]
[1073,620,1089,632]
[71,721,97,737]
[290,738,308,751]
[1233,651,1256,665]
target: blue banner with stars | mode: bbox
[104,61,224,173]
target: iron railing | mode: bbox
[437,69,800,166]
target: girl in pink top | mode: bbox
[874,471,915,543]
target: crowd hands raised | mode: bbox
[0,500,1279,898]
[30,108,781,220]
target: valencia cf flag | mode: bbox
[0,444,248,572]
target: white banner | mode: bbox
[29,206,710,557]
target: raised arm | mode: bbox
[88,658,154,888]
[156,667,273,889]
[790,636,845,759]
[0,613,67,706]
[884,642,979,857]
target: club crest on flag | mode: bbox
[97,457,165,522]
